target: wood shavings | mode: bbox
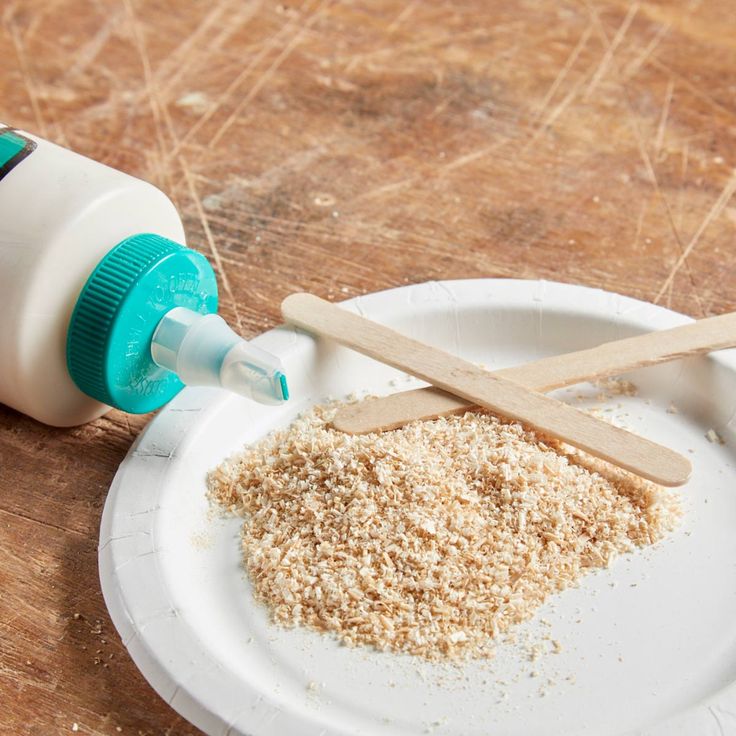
[594,377,639,397]
[209,405,680,661]
[706,428,725,444]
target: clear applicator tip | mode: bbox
[150,307,289,405]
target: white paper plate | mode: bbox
[99,279,736,736]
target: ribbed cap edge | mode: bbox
[67,234,183,405]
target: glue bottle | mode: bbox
[0,124,289,427]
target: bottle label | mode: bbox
[0,125,37,181]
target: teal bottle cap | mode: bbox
[67,233,218,413]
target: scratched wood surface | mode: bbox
[1,0,735,733]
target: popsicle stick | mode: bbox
[282,293,691,487]
[334,311,736,435]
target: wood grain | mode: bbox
[2,0,736,733]
[332,310,736,434]
[282,292,691,485]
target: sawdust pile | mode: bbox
[208,405,680,660]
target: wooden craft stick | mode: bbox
[282,293,692,487]
[333,311,736,435]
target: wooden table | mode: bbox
[1,0,734,733]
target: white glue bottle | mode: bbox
[0,124,289,427]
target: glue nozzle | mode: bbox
[150,307,288,405]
